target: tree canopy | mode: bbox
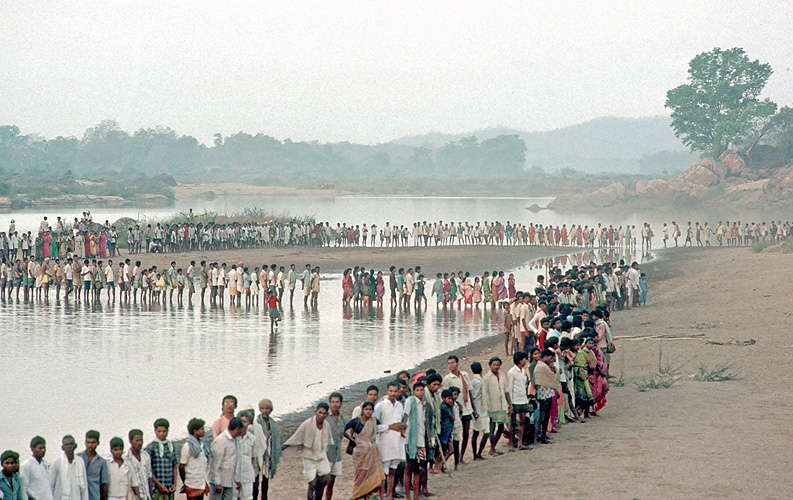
[0,121,527,180]
[665,47,778,158]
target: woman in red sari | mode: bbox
[98,230,108,258]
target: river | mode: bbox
[0,195,748,452]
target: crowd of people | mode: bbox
[1,212,788,274]
[1,255,634,500]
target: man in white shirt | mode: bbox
[374,382,406,500]
[21,436,53,500]
[210,418,243,500]
[50,435,89,500]
[122,431,151,500]
[80,260,92,302]
[506,352,529,451]
[121,259,131,302]
[179,419,209,500]
[104,260,115,303]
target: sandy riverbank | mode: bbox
[173,183,346,201]
[257,246,791,499]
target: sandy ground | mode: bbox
[256,247,792,500]
[173,183,345,201]
[120,244,579,276]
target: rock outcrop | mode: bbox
[547,182,627,210]
[547,152,791,211]
[760,163,793,201]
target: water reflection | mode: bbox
[1,268,528,454]
[2,245,658,454]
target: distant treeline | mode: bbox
[0,121,530,180]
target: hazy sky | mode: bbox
[2,1,792,144]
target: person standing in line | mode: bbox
[122,430,151,500]
[210,418,243,500]
[252,399,280,500]
[469,362,490,461]
[507,352,530,451]
[373,382,406,500]
[309,267,320,307]
[179,419,209,500]
[301,264,311,307]
[212,396,238,439]
[77,431,109,500]
[282,403,333,500]
[144,420,178,500]
[0,450,25,500]
[50,435,89,500]
[200,261,208,306]
[21,436,52,500]
[236,413,257,500]
[441,356,473,463]
[286,264,296,308]
[107,438,136,500]
[323,393,345,500]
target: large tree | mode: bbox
[665,47,777,158]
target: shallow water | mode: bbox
[0,243,652,454]
[0,194,734,453]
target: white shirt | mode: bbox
[107,459,133,499]
[403,397,426,447]
[442,371,473,416]
[179,442,208,490]
[50,454,89,500]
[121,450,151,500]
[104,265,114,282]
[506,365,529,405]
[64,263,73,280]
[373,399,405,462]
[21,457,53,500]
[210,430,238,488]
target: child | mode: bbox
[267,290,280,332]
[450,387,463,471]
[108,437,133,500]
[416,274,426,310]
[145,419,178,499]
[141,269,149,304]
[176,269,185,305]
[155,272,165,303]
[638,273,647,305]
[439,389,454,472]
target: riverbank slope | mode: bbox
[263,246,791,499]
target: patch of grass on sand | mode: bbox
[695,362,742,382]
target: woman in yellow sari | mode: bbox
[344,401,385,500]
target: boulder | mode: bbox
[700,158,727,181]
[151,173,178,187]
[547,182,628,210]
[759,163,793,201]
[112,217,138,229]
[526,203,545,212]
[635,179,678,202]
[672,164,720,187]
[719,150,748,176]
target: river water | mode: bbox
[0,195,741,452]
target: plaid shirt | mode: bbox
[145,441,178,488]
[536,385,556,401]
